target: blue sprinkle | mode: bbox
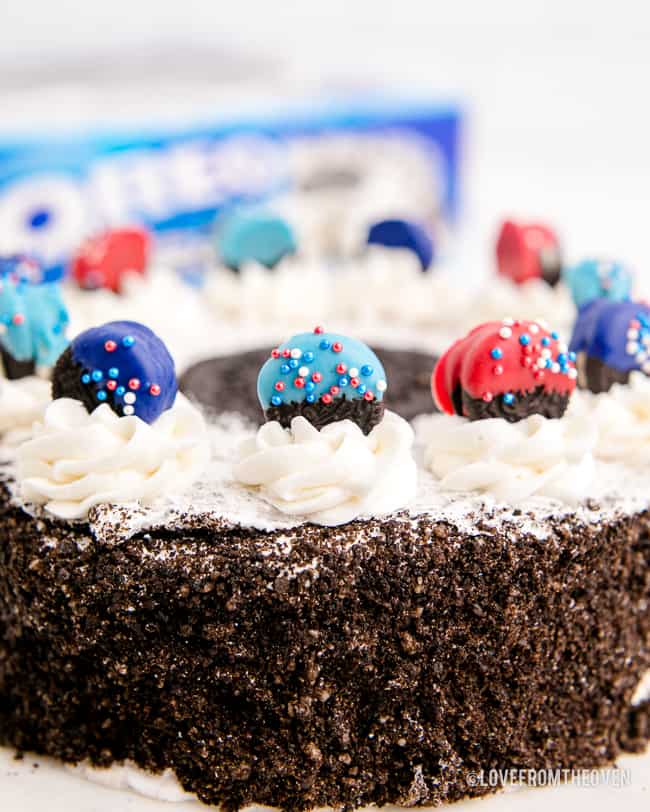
[540,336,550,347]
[81,373,91,385]
[503,392,515,405]
[361,364,373,377]
[116,386,126,396]
[339,376,349,387]
[108,367,119,379]
[305,381,315,393]
[545,358,553,369]
[568,351,577,362]
[91,369,103,382]
[306,393,316,403]
[271,395,282,407]
[319,339,331,350]
[551,331,559,340]
[490,347,503,360]
[280,363,291,375]
[557,353,568,364]
[122,335,135,348]
[357,384,367,395]
[519,334,531,346]
[289,358,299,369]
[303,351,314,363]
[560,365,569,374]
[96,390,107,402]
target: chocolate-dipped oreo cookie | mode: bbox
[562,258,632,309]
[366,218,434,271]
[257,327,388,434]
[52,320,176,422]
[217,209,297,271]
[433,318,577,422]
[569,299,650,393]
[496,219,562,287]
[0,255,69,379]
[70,227,150,293]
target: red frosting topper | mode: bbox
[496,220,561,286]
[71,227,150,293]
[432,319,577,420]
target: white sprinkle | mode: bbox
[124,392,136,404]
[290,348,302,359]
[627,341,640,355]
[529,324,539,334]
[537,357,547,369]
[637,352,648,364]
[643,335,650,347]
[557,341,568,353]
[376,380,387,392]
[499,327,512,339]
[123,405,135,415]
[298,366,309,377]
[541,348,552,359]
[628,329,640,340]
[349,367,359,377]
[568,368,578,379]
[551,363,560,374]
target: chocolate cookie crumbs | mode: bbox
[460,384,571,422]
[1,474,649,810]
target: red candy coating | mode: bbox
[432,319,576,416]
[496,220,560,285]
[71,226,150,294]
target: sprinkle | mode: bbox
[96,390,107,401]
[271,395,282,406]
[303,351,314,363]
[306,394,316,403]
[339,376,349,387]
[503,392,515,405]
[320,339,331,350]
[361,364,373,376]
[482,392,493,402]
[128,378,141,390]
[349,367,359,377]
[568,351,577,362]
[551,363,560,373]
[289,359,299,369]
[322,393,333,404]
[551,331,559,340]
[124,392,136,405]
[540,336,551,347]
[519,334,531,346]
[637,352,648,364]
[305,381,315,392]
[626,342,640,355]
[122,335,135,348]
[557,353,568,364]
[499,327,512,339]
[280,364,291,375]
[106,380,117,391]
[312,372,322,383]
[521,357,532,368]
[290,348,302,359]
[364,391,374,401]
[313,326,324,334]
[628,329,640,340]
[298,365,309,377]
[493,364,504,375]
[332,342,343,353]
[336,363,347,374]
[490,347,503,360]
[123,405,135,416]
[274,381,285,391]
[350,377,360,388]
[294,377,305,389]
[12,313,24,326]
[534,369,545,380]
[557,341,568,353]
[357,384,367,395]
[568,368,578,379]
[541,348,552,359]
[108,367,119,379]
[271,348,280,359]
[376,380,387,392]
[536,357,547,369]
[104,340,117,352]
[116,386,125,396]
[631,319,641,329]
[330,385,340,396]
[282,349,291,358]
[529,324,539,334]
[91,370,103,382]
[81,373,91,384]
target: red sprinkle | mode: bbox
[350,377,360,388]
[149,384,161,396]
[104,340,117,353]
[311,372,323,383]
[363,391,374,401]
[493,364,503,375]
[335,363,347,374]
[322,393,333,404]
[274,381,285,392]
[271,348,280,359]
[313,325,324,334]
[294,377,305,389]
[332,342,343,353]
[534,369,545,380]
[12,313,24,326]
[282,349,291,358]
[330,385,340,396]
[482,392,493,402]
[106,380,117,391]
[128,378,141,390]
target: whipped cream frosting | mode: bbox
[17,393,208,520]
[421,412,596,504]
[234,410,416,526]
[0,375,51,443]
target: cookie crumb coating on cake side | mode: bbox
[433,318,577,422]
[258,327,388,434]
[52,320,177,423]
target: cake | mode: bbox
[1,293,650,812]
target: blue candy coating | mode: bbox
[217,210,297,270]
[0,255,69,366]
[563,259,632,309]
[570,299,650,373]
[258,331,387,411]
[70,321,177,424]
[366,218,434,271]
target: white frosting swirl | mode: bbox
[421,413,596,504]
[0,376,51,443]
[570,372,650,463]
[17,394,208,519]
[234,411,416,526]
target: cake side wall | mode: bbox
[1,487,649,811]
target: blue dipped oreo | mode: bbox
[258,327,388,434]
[0,255,69,378]
[52,321,177,423]
[569,299,650,393]
[366,218,434,271]
[562,258,632,309]
[217,210,297,271]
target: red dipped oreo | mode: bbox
[496,220,562,286]
[432,319,577,422]
[71,226,150,293]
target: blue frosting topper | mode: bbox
[569,299,650,374]
[0,255,69,366]
[217,209,297,270]
[70,321,177,423]
[257,327,388,411]
[366,218,434,271]
[562,258,632,309]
